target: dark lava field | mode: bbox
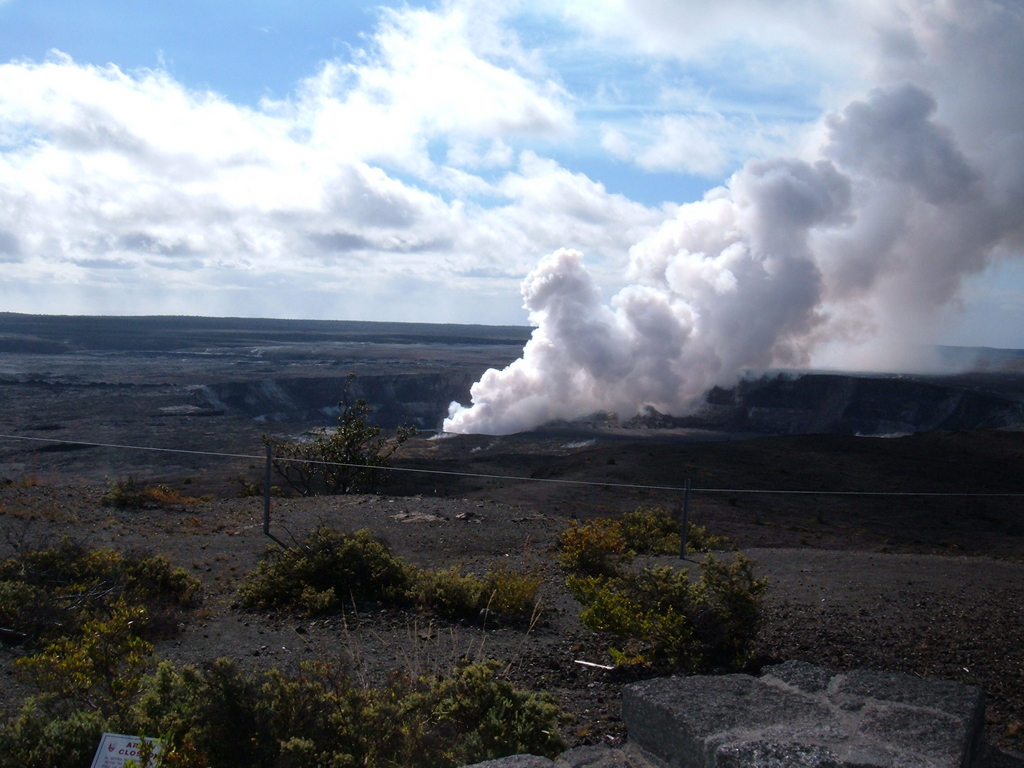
[2,312,1024,755]
[2,312,1023,555]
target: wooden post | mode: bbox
[679,478,691,559]
[263,444,272,537]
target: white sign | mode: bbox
[90,733,164,768]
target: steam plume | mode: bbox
[446,9,1024,436]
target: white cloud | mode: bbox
[558,0,869,77]
[2,0,1023,372]
[446,137,515,169]
[291,4,573,174]
[633,113,731,176]
[0,5,665,322]
[600,107,806,178]
[600,126,633,160]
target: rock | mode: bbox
[621,660,986,767]
[460,756,555,768]
[461,744,665,768]
[554,743,654,767]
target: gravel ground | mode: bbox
[1,484,1023,757]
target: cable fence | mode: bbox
[2,432,1022,499]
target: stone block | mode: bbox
[622,662,986,768]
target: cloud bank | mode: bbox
[2,0,1023,433]
[0,5,666,320]
[445,0,1024,434]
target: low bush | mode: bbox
[0,540,201,647]
[557,519,627,576]
[238,528,414,614]
[235,476,283,499]
[558,508,732,577]
[479,569,544,621]
[265,374,416,497]
[1,536,560,768]
[412,568,543,622]
[15,602,155,720]
[619,507,680,554]
[413,566,486,619]
[238,527,542,623]
[567,554,767,672]
[0,545,200,768]
[685,521,731,554]
[101,478,209,510]
[2,651,564,768]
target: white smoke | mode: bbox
[445,1,1024,436]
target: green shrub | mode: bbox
[0,605,155,768]
[265,374,416,497]
[557,519,628,576]
[0,547,194,768]
[239,527,542,623]
[235,476,283,499]
[685,522,730,553]
[619,507,680,554]
[101,478,208,510]
[558,509,732,578]
[620,507,731,555]
[567,554,767,671]
[15,602,155,719]
[378,660,565,767]
[0,704,106,768]
[413,566,486,619]
[2,583,563,768]
[4,647,563,768]
[238,528,414,614]
[479,569,544,621]
[0,540,201,647]
[412,568,543,622]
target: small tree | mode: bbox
[264,375,415,496]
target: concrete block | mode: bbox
[622,662,986,768]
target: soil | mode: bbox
[3,317,1023,760]
[2,476,1023,757]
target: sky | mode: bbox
[1,0,1023,367]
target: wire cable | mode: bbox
[2,432,1023,497]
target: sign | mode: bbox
[90,733,164,768]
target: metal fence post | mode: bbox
[263,444,272,537]
[679,477,691,559]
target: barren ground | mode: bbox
[1,315,1023,757]
[1,464,1023,756]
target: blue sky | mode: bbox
[1,0,1023,361]
[2,1,392,105]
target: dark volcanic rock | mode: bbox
[632,373,1024,436]
[194,371,480,429]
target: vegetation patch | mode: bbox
[567,555,768,671]
[2,622,564,768]
[0,538,559,768]
[100,478,210,510]
[264,374,415,496]
[0,539,202,648]
[412,567,544,622]
[558,507,731,576]
[558,509,760,672]
[557,518,628,577]
[238,527,542,623]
